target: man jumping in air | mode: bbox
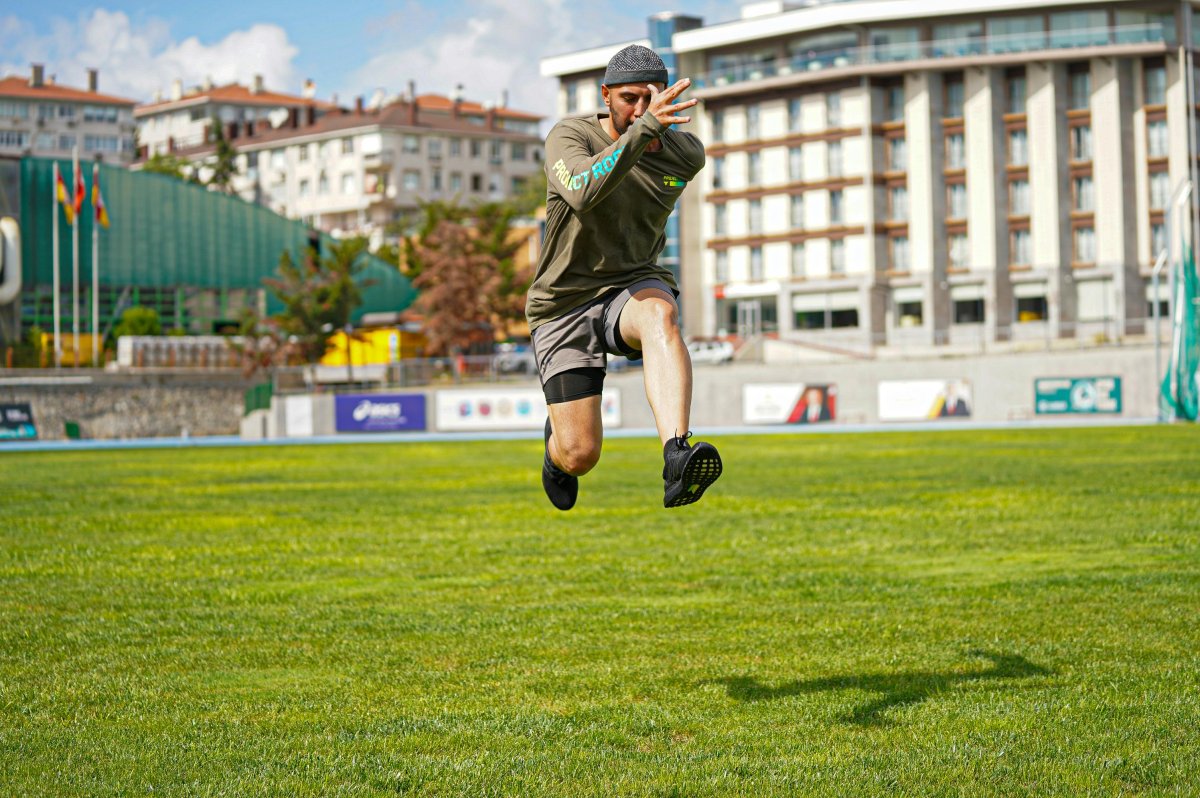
[527,44,723,511]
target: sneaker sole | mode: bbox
[664,443,723,508]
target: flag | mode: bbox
[1160,240,1199,421]
[73,158,85,217]
[92,164,109,228]
[55,166,75,226]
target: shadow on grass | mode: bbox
[715,650,1052,726]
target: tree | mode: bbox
[406,201,530,355]
[142,152,190,181]
[261,236,372,364]
[206,116,238,194]
[112,307,162,338]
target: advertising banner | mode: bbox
[0,403,37,441]
[743,384,837,424]
[436,389,621,431]
[878,379,972,421]
[335,393,427,433]
[1035,377,1122,414]
[284,395,314,438]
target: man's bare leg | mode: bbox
[547,395,603,476]
[617,288,721,508]
[616,288,692,445]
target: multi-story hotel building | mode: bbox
[542,1,1186,352]
[136,83,543,239]
[0,64,137,164]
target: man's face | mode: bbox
[602,82,666,135]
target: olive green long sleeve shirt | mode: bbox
[525,111,706,329]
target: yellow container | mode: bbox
[320,328,427,367]
[39,333,103,366]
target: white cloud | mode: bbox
[0,9,300,102]
[346,0,628,124]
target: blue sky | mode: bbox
[2,1,734,119]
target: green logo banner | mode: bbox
[1035,378,1122,414]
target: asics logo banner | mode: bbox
[352,400,403,422]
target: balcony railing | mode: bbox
[693,23,1172,90]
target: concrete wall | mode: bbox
[2,372,252,440]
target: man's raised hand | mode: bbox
[648,78,698,128]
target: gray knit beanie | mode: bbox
[603,44,668,87]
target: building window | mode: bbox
[299,178,311,196]
[746,104,760,139]
[428,138,443,158]
[1148,120,1168,158]
[1069,68,1091,110]
[830,239,846,274]
[450,138,462,157]
[748,151,761,185]
[714,203,727,236]
[885,84,905,122]
[945,133,965,169]
[826,91,842,127]
[888,137,907,172]
[1070,125,1092,161]
[1011,229,1031,265]
[748,198,763,233]
[1073,175,1094,212]
[712,110,724,143]
[1150,171,1170,210]
[949,233,969,269]
[1007,71,1027,114]
[470,139,482,158]
[566,82,578,113]
[450,172,463,192]
[341,137,354,155]
[827,140,843,177]
[750,246,764,281]
[889,185,908,221]
[791,242,806,277]
[788,97,803,132]
[0,101,29,119]
[489,141,503,162]
[791,194,805,229]
[318,172,329,194]
[298,144,309,162]
[715,250,729,282]
[712,156,725,190]
[1144,64,1166,105]
[947,183,968,219]
[341,173,356,194]
[1074,225,1096,263]
[891,236,910,272]
[944,75,965,118]
[403,135,420,154]
[954,298,985,324]
[432,170,443,191]
[1008,129,1028,166]
[788,146,804,181]
[471,173,483,192]
[1151,222,1167,256]
[1016,295,1048,322]
[403,170,420,191]
[511,142,527,160]
[829,189,844,225]
[1010,179,1030,215]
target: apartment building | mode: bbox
[0,64,137,164]
[543,1,1187,352]
[138,86,543,239]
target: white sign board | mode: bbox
[284,394,314,437]
[878,379,972,421]
[435,388,621,431]
[743,383,837,424]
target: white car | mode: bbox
[687,339,735,365]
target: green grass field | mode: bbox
[2,425,1198,796]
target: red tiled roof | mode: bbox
[135,83,338,116]
[415,94,541,121]
[0,75,136,106]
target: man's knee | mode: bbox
[631,296,680,342]
[556,435,601,475]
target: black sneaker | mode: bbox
[542,418,578,511]
[663,433,723,508]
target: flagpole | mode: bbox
[52,162,62,369]
[92,162,100,367]
[72,146,80,368]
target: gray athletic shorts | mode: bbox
[531,278,678,385]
